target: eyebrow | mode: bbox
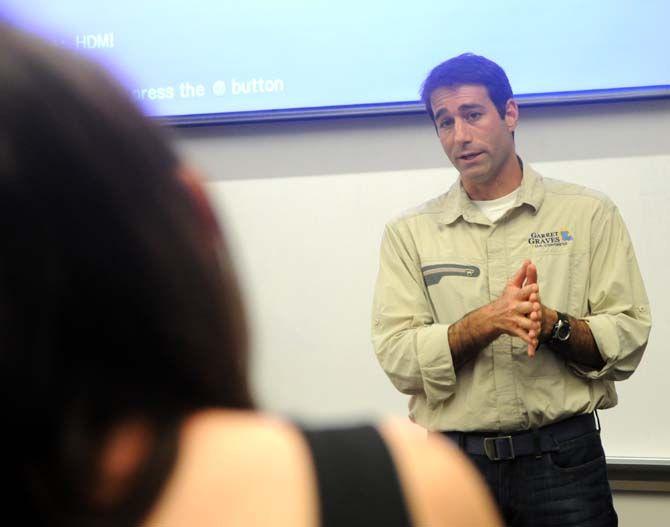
[434,103,486,121]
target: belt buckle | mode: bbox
[483,435,515,461]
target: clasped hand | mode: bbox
[491,260,543,357]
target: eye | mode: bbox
[438,117,454,129]
[466,111,482,122]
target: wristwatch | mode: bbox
[549,311,571,345]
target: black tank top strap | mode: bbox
[300,424,412,527]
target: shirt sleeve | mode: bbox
[371,223,457,405]
[571,201,651,381]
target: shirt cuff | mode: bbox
[569,315,618,379]
[415,323,457,406]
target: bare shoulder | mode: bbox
[144,410,318,527]
[379,418,503,527]
[143,412,501,527]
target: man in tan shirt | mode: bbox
[372,53,651,526]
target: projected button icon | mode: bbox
[212,80,227,96]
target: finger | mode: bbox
[516,283,538,299]
[510,260,530,288]
[511,328,533,344]
[515,300,534,315]
[530,300,541,318]
[529,319,541,337]
[515,316,535,331]
[535,303,543,331]
[515,328,539,352]
[525,263,538,286]
[529,292,539,303]
[527,326,539,356]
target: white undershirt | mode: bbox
[472,187,520,223]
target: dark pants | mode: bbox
[452,429,617,526]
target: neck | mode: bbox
[462,154,522,201]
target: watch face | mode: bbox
[556,321,571,341]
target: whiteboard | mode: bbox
[207,154,669,462]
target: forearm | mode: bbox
[541,308,605,370]
[447,304,500,371]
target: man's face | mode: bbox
[430,84,518,185]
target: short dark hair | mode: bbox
[420,53,514,120]
[0,23,252,524]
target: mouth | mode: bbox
[458,151,484,162]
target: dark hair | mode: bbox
[0,24,252,525]
[420,53,513,120]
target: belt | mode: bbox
[443,413,597,461]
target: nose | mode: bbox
[453,118,472,144]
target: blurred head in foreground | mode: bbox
[0,23,251,524]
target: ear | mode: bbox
[177,165,222,244]
[504,98,519,132]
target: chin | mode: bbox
[460,166,492,184]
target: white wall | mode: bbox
[174,99,670,182]
[613,492,670,527]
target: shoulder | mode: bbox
[385,190,452,231]
[144,410,318,527]
[381,190,454,255]
[378,418,502,527]
[144,412,502,527]
[541,176,616,213]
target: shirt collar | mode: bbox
[439,157,545,225]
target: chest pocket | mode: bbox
[421,261,485,323]
[421,263,480,286]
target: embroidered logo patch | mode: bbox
[528,229,574,248]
